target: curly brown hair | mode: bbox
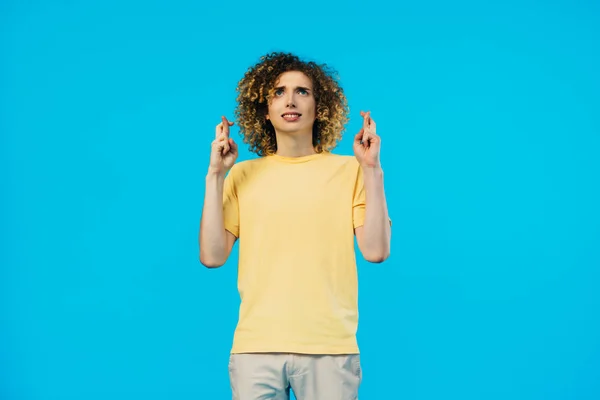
[234,52,349,156]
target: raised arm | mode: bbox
[353,111,391,263]
[199,116,239,268]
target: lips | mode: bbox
[282,112,301,122]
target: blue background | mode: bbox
[2,1,599,399]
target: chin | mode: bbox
[277,125,310,134]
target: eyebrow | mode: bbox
[274,85,312,91]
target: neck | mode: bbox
[274,130,316,157]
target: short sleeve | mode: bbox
[223,167,240,238]
[352,163,366,229]
[352,162,393,229]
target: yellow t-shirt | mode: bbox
[222,152,366,354]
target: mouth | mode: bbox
[281,112,302,122]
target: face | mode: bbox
[266,71,317,135]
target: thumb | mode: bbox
[229,138,238,153]
[354,128,364,144]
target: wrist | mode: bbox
[361,164,383,176]
[206,167,227,180]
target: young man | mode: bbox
[199,52,391,400]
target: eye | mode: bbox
[297,88,308,95]
[274,88,284,96]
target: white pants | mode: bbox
[228,352,362,400]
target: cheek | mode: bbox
[268,98,283,112]
[266,103,277,118]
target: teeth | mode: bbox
[283,114,300,117]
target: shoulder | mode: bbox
[233,157,268,171]
[322,152,358,164]
[227,157,269,182]
[321,153,361,173]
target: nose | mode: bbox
[286,92,296,108]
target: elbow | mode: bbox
[362,245,391,264]
[357,227,392,264]
[364,251,390,263]
[199,253,225,268]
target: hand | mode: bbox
[209,116,238,175]
[353,110,381,168]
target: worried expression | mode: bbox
[266,71,317,135]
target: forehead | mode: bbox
[274,71,313,88]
